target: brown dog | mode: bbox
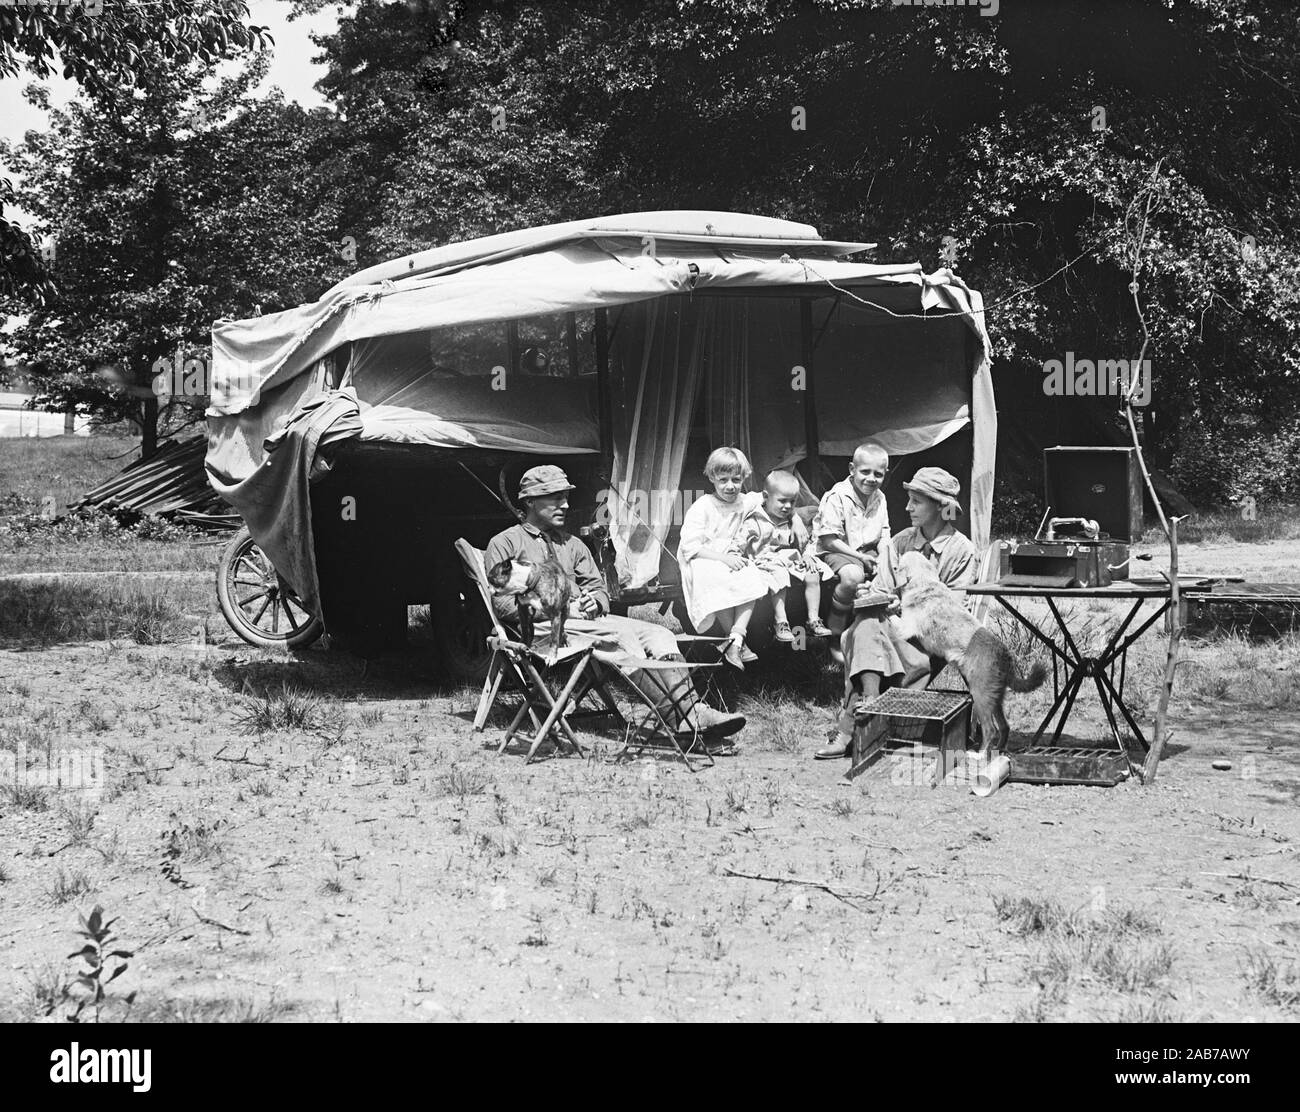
[486,555,571,648]
[892,550,1047,755]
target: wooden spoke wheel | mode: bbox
[432,568,494,681]
[216,527,324,649]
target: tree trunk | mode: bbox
[141,395,159,460]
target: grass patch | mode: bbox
[0,579,188,647]
[1146,504,1300,545]
[1242,948,1300,1012]
[128,995,297,1023]
[61,800,97,844]
[438,763,490,799]
[5,782,49,812]
[738,689,828,754]
[162,814,227,863]
[1181,632,1300,708]
[996,893,1171,1003]
[0,435,138,512]
[22,961,68,1020]
[235,682,326,735]
[48,866,94,905]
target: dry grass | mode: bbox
[1148,504,1300,545]
[996,894,1172,1014]
[0,579,193,647]
[0,435,139,513]
[1242,948,1300,1012]
[235,682,330,736]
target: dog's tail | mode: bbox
[1009,659,1048,693]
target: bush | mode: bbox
[0,504,198,544]
[1166,414,1300,507]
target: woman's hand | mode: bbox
[577,592,600,618]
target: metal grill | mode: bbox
[860,688,970,721]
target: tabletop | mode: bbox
[965,582,1174,599]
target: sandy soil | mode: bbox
[1,538,1298,1022]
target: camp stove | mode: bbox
[997,447,1141,588]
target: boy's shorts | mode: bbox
[822,552,867,574]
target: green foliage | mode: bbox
[0,0,274,303]
[2,53,350,448]
[5,0,1299,492]
[305,0,1300,500]
[63,904,134,1023]
[1166,413,1300,507]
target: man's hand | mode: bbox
[885,596,902,616]
[574,591,600,618]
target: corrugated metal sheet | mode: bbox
[70,436,232,525]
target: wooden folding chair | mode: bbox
[455,539,623,763]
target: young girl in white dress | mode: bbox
[677,446,768,669]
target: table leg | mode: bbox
[1049,670,1087,744]
[1045,596,1083,663]
[1098,668,1150,754]
[1091,669,1126,753]
[1031,666,1082,744]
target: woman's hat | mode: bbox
[904,466,962,512]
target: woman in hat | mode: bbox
[814,466,979,761]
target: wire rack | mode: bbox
[859,688,971,722]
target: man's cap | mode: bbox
[518,465,576,500]
[904,466,961,511]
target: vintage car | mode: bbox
[207,211,994,677]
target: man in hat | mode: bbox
[814,466,978,760]
[484,465,746,745]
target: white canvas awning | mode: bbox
[206,212,994,607]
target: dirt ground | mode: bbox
[2,536,1299,1022]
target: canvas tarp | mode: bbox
[207,222,993,605]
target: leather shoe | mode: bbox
[814,739,851,760]
[679,703,746,741]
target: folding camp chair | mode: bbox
[455,539,724,769]
[456,539,622,762]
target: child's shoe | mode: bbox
[740,642,759,664]
[773,621,795,643]
[807,617,833,638]
[722,637,746,669]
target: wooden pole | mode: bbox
[800,299,821,495]
[1143,517,1182,784]
[594,308,614,466]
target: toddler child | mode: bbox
[732,470,834,641]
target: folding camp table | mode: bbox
[965,582,1175,781]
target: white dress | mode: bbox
[677,491,768,633]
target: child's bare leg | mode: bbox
[803,571,821,616]
[730,601,755,641]
[772,591,790,627]
[827,562,865,638]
